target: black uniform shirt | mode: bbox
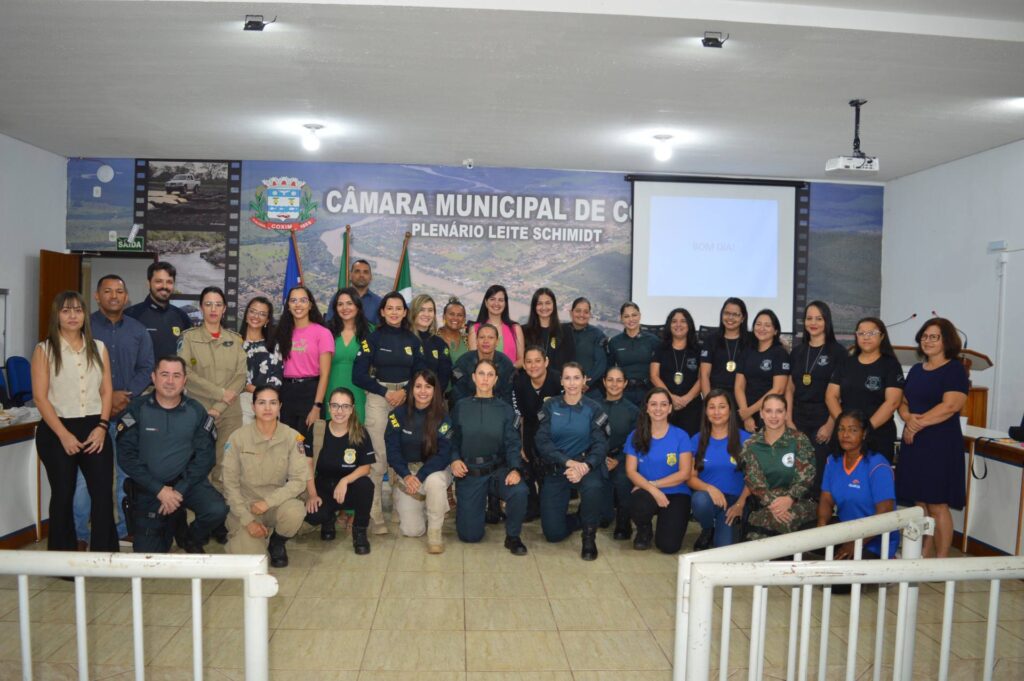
[737,344,791,406]
[451,351,515,403]
[384,404,453,480]
[567,323,607,384]
[125,294,194,366]
[599,397,641,456]
[450,396,522,470]
[310,428,374,479]
[829,354,905,420]
[653,344,701,396]
[512,369,562,459]
[700,333,749,391]
[525,325,575,375]
[417,331,453,393]
[789,341,846,423]
[607,331,659,383]
[353,324,424,396]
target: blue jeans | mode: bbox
[73,423,127,542]
[690,490,740,548]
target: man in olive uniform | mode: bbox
[221,414,309,567]
[117,356,228,553]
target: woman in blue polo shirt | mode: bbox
[625,388,693,554]
[688,389,752,550]
[817,409,897,559]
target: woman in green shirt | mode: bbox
[325,287,371,421]
[738,393,817,540]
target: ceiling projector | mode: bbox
[826,99,879,176]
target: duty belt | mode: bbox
[542,453,587,476]
[626,378,650,390]
[464,456,502,477]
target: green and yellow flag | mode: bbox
[337,224,351,290]
[394,232,413,303]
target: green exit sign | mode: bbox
[116,237,145,252]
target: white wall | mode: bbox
[0,133,67,361]
[882,139,1024,432]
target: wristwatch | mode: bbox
[313,401,323,408]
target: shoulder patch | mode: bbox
[404,346,413,356]
[513,413,522,430]
[201,415,217,439]
[595,412,609,427]
[439,422,450,434]
[389,413,400,428]
[116,411,136,435]
[360,340,371,353]
[536,409,547,423]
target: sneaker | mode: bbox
[504,535,528,556]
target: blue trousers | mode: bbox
[456,470,527,542]
[73,423,127,541]
[540,466,604,542]
[600,457,633,524]
[132,480,228,553]
[690,490,740,548]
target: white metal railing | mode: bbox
[675,507,934,681]
[0,551,278,681]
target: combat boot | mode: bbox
[320,513,337,541]
[268,532,289,568]
[210,522,228,545]
[581,525,598,561]
[633,524,653,551]
[353,527,371,555]
[426,527,444,554]
[504,535,528,556]
[613,510,632,540]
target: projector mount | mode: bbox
[849,98,869,159]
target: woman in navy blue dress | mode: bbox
[896,318,969,558]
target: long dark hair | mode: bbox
[695,389,742,471]
[751,308,783,349]
[44,290,103,376]
[524,287,561,346]
[475,284,513,327]
[631,387,673,455]
[239,296,278,352]
[327,287,370,340]
[716,297,750,350]
[831,408,869,459]
[277,285,325,361]
[660,307,698,350]
[327,386,367,446]
[801,300,838,347]
[851,317,896,359]
[411,370,447,460]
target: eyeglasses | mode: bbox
[920,333,942,342]
[289,297,310,305]
[247,310,269,319]
[202,301,225,309]
[856,330,881,338]
[722,312,743,319]
[328,403,354,411]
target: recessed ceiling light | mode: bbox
[653,134,673,162]
[243,14,276,32]
[302,124,324,152]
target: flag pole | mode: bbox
[290,228,305,284]
[393,231,412,290]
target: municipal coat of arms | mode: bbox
[249,177,318,231]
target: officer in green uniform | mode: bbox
[450,358,529,555]
[606,302,660,405]
[598,367,641,539]
[117,356,228,553]
[451,324,515,403]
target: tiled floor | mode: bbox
[2,518,1023,681]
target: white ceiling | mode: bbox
[1,0,1023,181]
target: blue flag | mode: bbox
[282,235,301,307]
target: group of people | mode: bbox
[32,258,971,569]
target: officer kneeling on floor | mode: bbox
[116,355,228,553]
[222,384,309,567]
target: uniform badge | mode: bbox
[760,359,773,371]
[686,358,698,371]
[782,452,795,468]
[865,376,882,391]
[343,448,357,464]
[439,422,450,434]
[432,349,439,359]
[296,433,305,442]
[172,326,181,336]
[222,340,234,347]
[550,337,557,349]
[190,358,197,366]
[667,452,678,466]
[404,346,413,356]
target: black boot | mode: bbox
[210,522,228,545]
[352,526,370,555]
[581,525,598,561]
[320,513,337,541]
[613,510,632,540]
[268,532,289,568]
[183,524,205,554]
[693,527,715,552]
[485,495,505,524]
[504,535,528,556]
[633,524,653,551]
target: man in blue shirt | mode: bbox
[350,259,382,325]
[126,261,193,365]
[73,274,154,546]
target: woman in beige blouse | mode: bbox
[31,290,117,552]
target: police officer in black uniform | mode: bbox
[562,297,607,399]
[450,358,529,555]
[598,367,641,539]
[410,294,453,394]
[536,362,610,560]
[125,262,194,366]
[512,345,562,520]
[117,356,228,553]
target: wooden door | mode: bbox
[38,250,82,342]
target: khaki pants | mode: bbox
[392,466,453,537]
[364,383,406,533]
[225,498,305,554]
[211,403,243,494]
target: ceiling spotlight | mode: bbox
[301,124,324,151]
[243,14,276,31]
[653,134,673,162]
[702,31,729,48]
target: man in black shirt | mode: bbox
[126,261,194,367]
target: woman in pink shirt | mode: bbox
[467,284,525,368]
[276,286,334,433]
